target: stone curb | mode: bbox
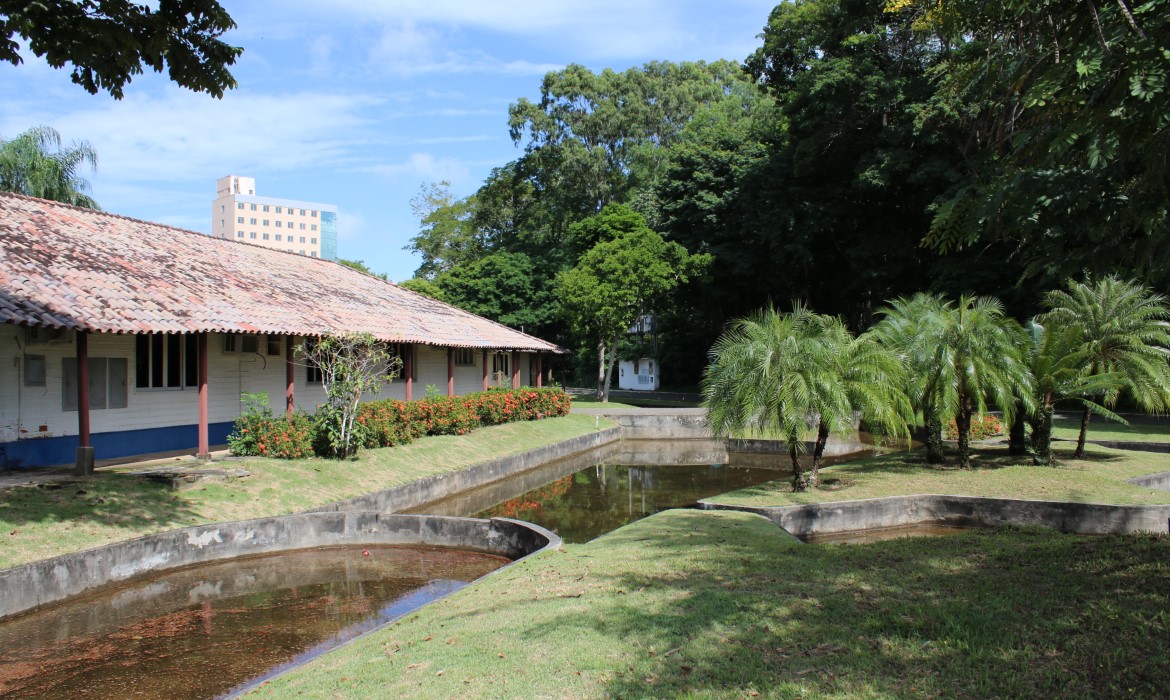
[700,494,1170,539]
[0,512,561,622]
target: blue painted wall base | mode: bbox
[0,422,235,469]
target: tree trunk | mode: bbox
[957,396,973,469]
[595,336,607,401]
[809,421,830,487]
[1030,397,1054,466]
[1009,402,1028,456]
[789,438,807,492]
[601,332,620,403]
[1074,404,1092,458]
[924,403,945,463]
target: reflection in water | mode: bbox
[0,545,507,700]
[412,438,897,544]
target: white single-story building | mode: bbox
[617,358,659,391]
[0,192,565,469]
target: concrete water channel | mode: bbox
[3,411,1169,699]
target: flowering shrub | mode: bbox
[231,387,573,459]
[227,393,315,458]
[944,414,1004,441]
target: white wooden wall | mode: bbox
[0,327,536,442]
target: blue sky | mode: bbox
[0,1,777,282]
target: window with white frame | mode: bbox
[63,357,128,410]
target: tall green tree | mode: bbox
[704,305,912,491]
[911,0,1170,288]
[869,293,951,462]
[0,0,241,98]
[406,181,483,279]
[556,205,707,401]
[1041,276,1170,458]
[1022,320,1124,466]
[435,252,555,332]
[0,126,99,208]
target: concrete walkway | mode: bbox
[0,445,231,490]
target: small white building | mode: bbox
[617,358,659,391]
[0,192,564,469]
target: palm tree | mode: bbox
[1023,320,1124,466]
[703,305,911,491]
[1041,277,1170,458]
[931,296,1032,469]
[869,293,950,463]
[0,125,99,208]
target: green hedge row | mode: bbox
[228,387,572,459]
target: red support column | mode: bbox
[447,347,455,396]
[511,350,520,389]
[405,343,413,401]
[285,335,296,418]
[535,352,543,387]
[197,332,209,459]
[482,349,489,390]
[74,330,94,475]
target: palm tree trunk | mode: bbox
[1074,405,1091,458]
[924,403,945,463]
[1009,402,1027,456]
[957,396,973,469]
[789,438,807,492]
[1030,397,1054,466]
[809,421,830,487]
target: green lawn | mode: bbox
[0,414,611,569]
[709,444,1170,508]
[251,509,1170,699]
[1053,417,1170,443]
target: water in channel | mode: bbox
[408,438,885,543]
[0,545,508,700]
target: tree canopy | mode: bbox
[0,0,242,98]
[0,126,99,208]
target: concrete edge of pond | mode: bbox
[698,494,1170,539]
[0,512,561,622]
[227,515,563,699]
[306,425,622,514]
[1129,470,1170,490]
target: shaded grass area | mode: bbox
[713,444,1170,508]
[0,414,610,569]
[1053,417,1170,443]
[251,509,1170,699]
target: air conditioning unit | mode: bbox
[26,326,72,344]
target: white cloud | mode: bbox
[361,153,471,184]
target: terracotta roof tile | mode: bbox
[0,193,564,352]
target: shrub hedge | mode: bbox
[230,387,572,458]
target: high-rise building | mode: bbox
[211,175,338,260]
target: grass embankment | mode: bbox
[0,414,611,570]
[252,508,1170,699]
[1052,417,1170,443]
[710,444,1170,509]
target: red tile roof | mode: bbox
[0,193,564,352]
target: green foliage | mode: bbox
[0,0,241,98]
[299,333,399,459]
[227,392,315,459]
[1040,276,1170,457]
[434,251,555,331]
[355,388,572,448]
[407,181,483,279]
[557,205,708,400]
[0,125,99,208]
[703,304,912,490]
[396,277,447,301]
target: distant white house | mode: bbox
[617,358,659,391]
